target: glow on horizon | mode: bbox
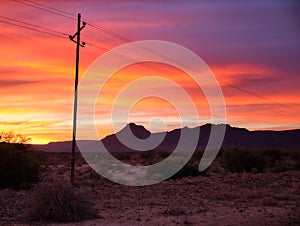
[0,1,299,144]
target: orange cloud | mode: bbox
[1,1,299,143]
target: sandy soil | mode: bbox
[0,155,299,226]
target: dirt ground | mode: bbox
[0,154,299,225]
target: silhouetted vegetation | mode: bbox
[290,150,300,170]
[170,162,204,180]
[31,181,97,222]
[170,150,207,179]
[0,142,41,190]
[146,151,207,180]
[219,149,267,173]
[271,165,289,173]
[104,148,300,179]
[0,131,31,144]
[259,149,282,163]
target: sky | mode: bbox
[0,0,299,144]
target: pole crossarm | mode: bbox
[69,21,86,47]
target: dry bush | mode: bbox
[219,149,266,173]
[30,181,97,222]
[290,150,300,170]
[146,156,205,180]
[259,149,282,163]
[0,142,41,190]
[0,131,31,144]
[171,162,205,179]
[271,165,288,173]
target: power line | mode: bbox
[14,0,133,42]
[222,88,296,118]
[21,0,76,17]
[84,42,107,52]
[85,21,132,43]
[12,0,76,21]
[10,0,300,119]
[0,15,68,37]
[76,28,300,116]
[223,82,298,112]
[84,42,297,119]
[13,0,132,43]
[0,19,66,38]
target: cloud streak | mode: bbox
[0,0,299,143]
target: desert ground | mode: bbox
[0,152,299,226]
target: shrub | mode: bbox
[271,165,288,173]
[220,149,266,173]
[145,151,170,165]
[0,131,31,144]
[146,155,205,180]
[140,150,170,165]
[0,142,40,189]
[260,149,282,163]
[290,150,300,170]
[112,152,131,161]
[171,150,208,179]
[30,182,97,222]
[158,151,171,159]
[189,150,204,164]
[171,162,204,180]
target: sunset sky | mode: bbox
[0,0,299,144]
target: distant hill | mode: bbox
[33,123,300,153]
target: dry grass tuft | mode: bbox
[30,181,97,222]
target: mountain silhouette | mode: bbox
[35,123,300,153]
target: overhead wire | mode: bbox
[17,0,76,17]
[12,0,76,20]
[0,18,67,38]
[84,42,297,119]
[10,0,300,119]
[84,39,298,119]
[223,82,298,112]
[0,15,68,37]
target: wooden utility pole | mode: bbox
[69,13,85,185]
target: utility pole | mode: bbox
[69,13,85,185]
